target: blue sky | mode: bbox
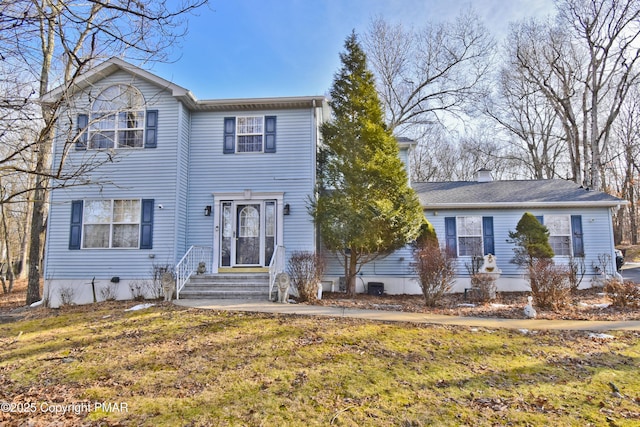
[150,0,556,100]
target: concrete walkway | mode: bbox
[174,299,640,331]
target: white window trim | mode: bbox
[545,215,572,257]
[82,199,142,249]
[211,192,284,273]
[236,115,265,153]
[88,85,146,150]
[456,216,483,257]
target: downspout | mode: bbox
[312,99,320,254]
[173,102,185,268]
[608,205,619,276]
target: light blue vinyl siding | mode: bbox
[187,108,318,256]
[174,103,191,259]
[425,207,615,277]
[45,70,185,279]
[45,67,322,283]
[324,206,617,280]
[323,246,415,278]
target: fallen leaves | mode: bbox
[315,288,640,321]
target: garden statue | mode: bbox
[275,272,291,303]
[197,261,206,274]
[479,254,501,275]
[161,272,175,302]
[524,296,537,319]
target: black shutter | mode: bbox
[223,117,236,153]
[444,217,457,257]
[264,116,276,153]
[145,110,158,148]
[571,215,584,257]
[69,200,83,250]
[76,114,88,151]
[140,199,154,249]
[483,216,494,255]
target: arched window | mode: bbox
[238,206,260,237]
[89,85,145,149]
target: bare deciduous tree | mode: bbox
[364,9,495,133]
[506,18,587,183]
[0,0,208,304]
[508,0,640,190]
[559,0,640,191]
[609,85,640,244]
[486,60,567,180]
[410,125,515,183]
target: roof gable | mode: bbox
[42,57,326,112]
[41,57,195,106]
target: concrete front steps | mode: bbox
[179,273,271,300]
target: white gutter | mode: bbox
[422,201,629,209]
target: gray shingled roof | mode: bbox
[412,179,624,208]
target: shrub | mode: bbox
[287,251,326,303]
[509,212,554,267]
[604,278,640,308]
[129,280,148,301]
[464,256,484,276]
[149,263,174,299]
[413,243,456,307]
[528,258,571,310]
[100,281,119,301]
[567,256,586,292]
[465,254,493,303]
[58,286,76,306]
[470,273,497,303]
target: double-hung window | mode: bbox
[223,115,276,153]
[237,117,264,153]
[69,199,154,250]
[445,216,494,257]
[545,215,572,256]
[82,200,141,249]
[456,216,483,256]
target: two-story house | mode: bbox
[42,57,328,306]
[42,58,625,307]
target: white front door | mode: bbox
[220,200,276,267]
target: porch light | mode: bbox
[204,205,212,216]
[283,204,290,215]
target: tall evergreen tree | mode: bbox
[509,212,554,267]
[310,32,424,296]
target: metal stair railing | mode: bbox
[268,245,285,301]
[176,245,213,299]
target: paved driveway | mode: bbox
[621,262,640,283]
[175,299,640,331]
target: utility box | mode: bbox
[367,282,384,296]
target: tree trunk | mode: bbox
[26,7,56,305]
[1,201,15,293]
[26,181,47,304]
[0,245,6,294]
[346,251,358,297]
[589,50,601,191]
[630,185,638,245]
[17,157,37,280]
[16,217,29,280]
[26,124,54,304]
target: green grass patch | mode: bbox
[1,302,639,426]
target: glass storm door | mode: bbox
[236,204,260,265]
[220,201,276,267]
